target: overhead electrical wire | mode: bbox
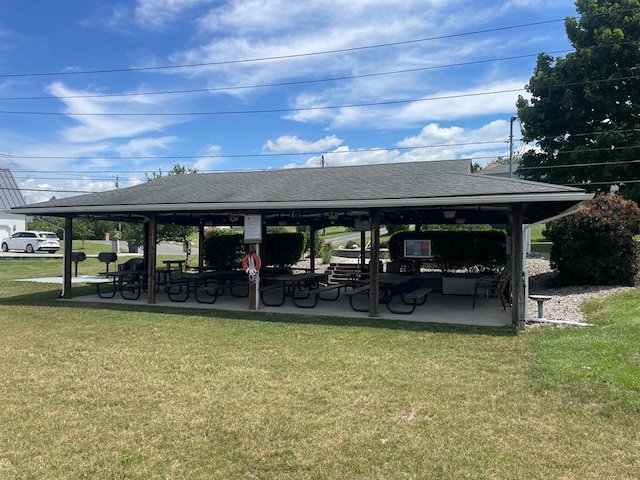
[1,72,637,117]
[2,8,639,196]
[0,50,572,102]
[0,19,566,79]
[0,39,634,103]
[0,8,635,80]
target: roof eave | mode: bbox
[11,191,594,216]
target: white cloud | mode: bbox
[134,0,217,28]
[47,82,190,143]
[396,120,512,164]
[398,120,508,148]
[280,119,517,169]
[115,136,179,156]
[262,135,343,153]
[192,143,225,171]
[290,79,528,130]
[200,143,222,156]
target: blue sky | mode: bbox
[0,0,577,203]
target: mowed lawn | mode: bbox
[0,258,638,479]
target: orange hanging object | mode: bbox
[242,253,261,274]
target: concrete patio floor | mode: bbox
[60,281,512,328]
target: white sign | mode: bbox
[354,218,371,231]
[244,215,262,243]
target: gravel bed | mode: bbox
[526,256,634,324]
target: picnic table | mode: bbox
[346,273,432,314]
[260,272,329,307]
[96,270,147,300]
[163,270,248,303]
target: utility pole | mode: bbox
[509,116,517,178]
[319,155,326,235]
[115,176,121,241]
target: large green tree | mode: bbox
[516,0,640,201]
[145,164,199,246]
[127,164,199,260]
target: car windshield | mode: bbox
[40,233,58,239]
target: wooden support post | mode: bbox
[198,225,205,270]
[248,243,260,311]
[310,228,316,273]
[511,205,524,330]
[360,230,366,272]
[368,213,380,317]
[147,216,157,304]
[62,216,73,299]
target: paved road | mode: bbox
[325,228,388,246]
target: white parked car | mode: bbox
[1,231,60,253]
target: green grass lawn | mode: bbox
[0,259,638,479]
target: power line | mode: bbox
[0,19,566,80]
[518,158,640,170]
[0,186,96,194]
[2,7,635,80]
[11,154,640,186]
[564,179,640,186]
[0,87,526,116]
[5,140,508,161]
[0,50,574,102]
[2,72,638,117]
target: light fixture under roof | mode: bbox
[443,210,456,219]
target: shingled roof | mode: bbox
[12,160,591,225]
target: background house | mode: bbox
[0,169,26,240]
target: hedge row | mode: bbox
[203,231,305,269]
[389,230,507,273]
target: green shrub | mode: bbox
[265,232,305,268]
[384,224,410,236]
[389,229,507,273]
[545,193,640,286]
[203,230,245,269]
[320,242,333,264]
[203,230,305,269]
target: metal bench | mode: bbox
[345,285,371,312]
[388,287,432,314]
[291,283,345,308]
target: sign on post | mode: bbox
[243,215,262,310]
[244,215,262,243]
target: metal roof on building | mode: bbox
[0,168,26,210]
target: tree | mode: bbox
[27,216,64,235]
[72,219,95,248]
[516,0,640,202]
[129,164,199,262]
